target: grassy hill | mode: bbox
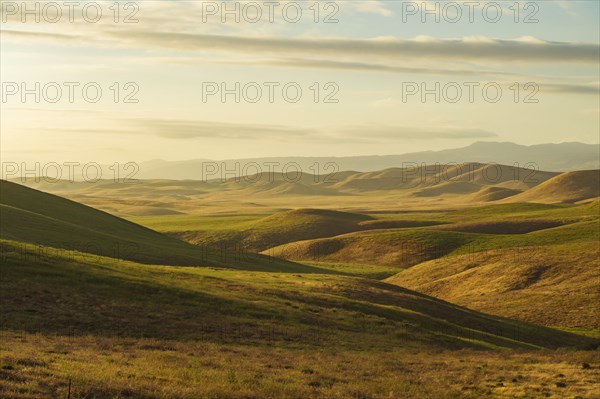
[161,209,373,252]
[331,163,557,193]
[264,229,474,269]
[504,170,600,204]
[385,241,600,330]
[0,180,317,272]
[2,179,600,398]
[2,240,595,350]
[3,239,598,398]
[12,164,588,218]
[470,186,523,202]
[263,202,599,328]
[383,203,600,329]
[262,202,596,268]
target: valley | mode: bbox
[1,164,599,398]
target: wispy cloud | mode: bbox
[553,0,578,17]
[131,119,317,140]
[131,118,499,142]
[4,29,598,64]
[541,82,600,95]
[258,58,527,77]
[347,0,394,17]
[337,125,499,142]
[105,32,600,64]
[15,117,498,143]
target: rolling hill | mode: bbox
[173,209,373,252]
[0,180,316,272]
[385,239,600,329]
[470,186,523,202]
[2,176,599,398]
[263,229,474,269]
[10,163,585,219]
[384,202,600,329]
[3,236,598,398]
[328,163,557,193]
[263,202,600,328]
[503,170,600,204]
[1,239,594,351]
[262,201,596,268]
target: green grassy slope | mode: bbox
[1,240,595,351]
[261,202,599,328]
[165,209,374,252]
[265,201,599,267]
[2,181,599,398]
[386,241,600,329]
[264,218,598,270]
[264,229,475,269]
[0,180,318,272]
[470,186,523,202]
[381,203,600,328]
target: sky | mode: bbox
[1,0,599,163]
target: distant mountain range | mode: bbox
[136,142,599,180]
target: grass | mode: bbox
[557,327,600,339]
[127,198,600,331]
[507,170,600,203]
[265,229,475,268]
[129,215,262,233]
[299,261,405,279]
[135,209,374,252]
[250,201,599,330]
[0,180,324,273]
[387,241,600,329]
[262,201,598,270]
[4,240,593,350]
[132,201,599,260]
[1,240,599,398]
[2,180,599,398]
[2,333,599,399]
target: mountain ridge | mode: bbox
[132,142,598,179]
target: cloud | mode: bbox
[266,58,526,77]
[128,119,318,140]
[347,1,394,17]
[23,117,497,143]
[4,28,598,64]
[338,125,499,141]
[553,0,578,16]
[113,54,528,78]
[1,29,83,42]
[108,32,599,63]
[130,119,499,142]
[541,83,600,95]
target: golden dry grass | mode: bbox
[386,242,600,329]
[2,332,599,399]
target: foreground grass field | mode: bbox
[6,240,592,349]
[1,241,599,398]
[3,332,599,399]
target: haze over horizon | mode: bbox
[138,140,599,162]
